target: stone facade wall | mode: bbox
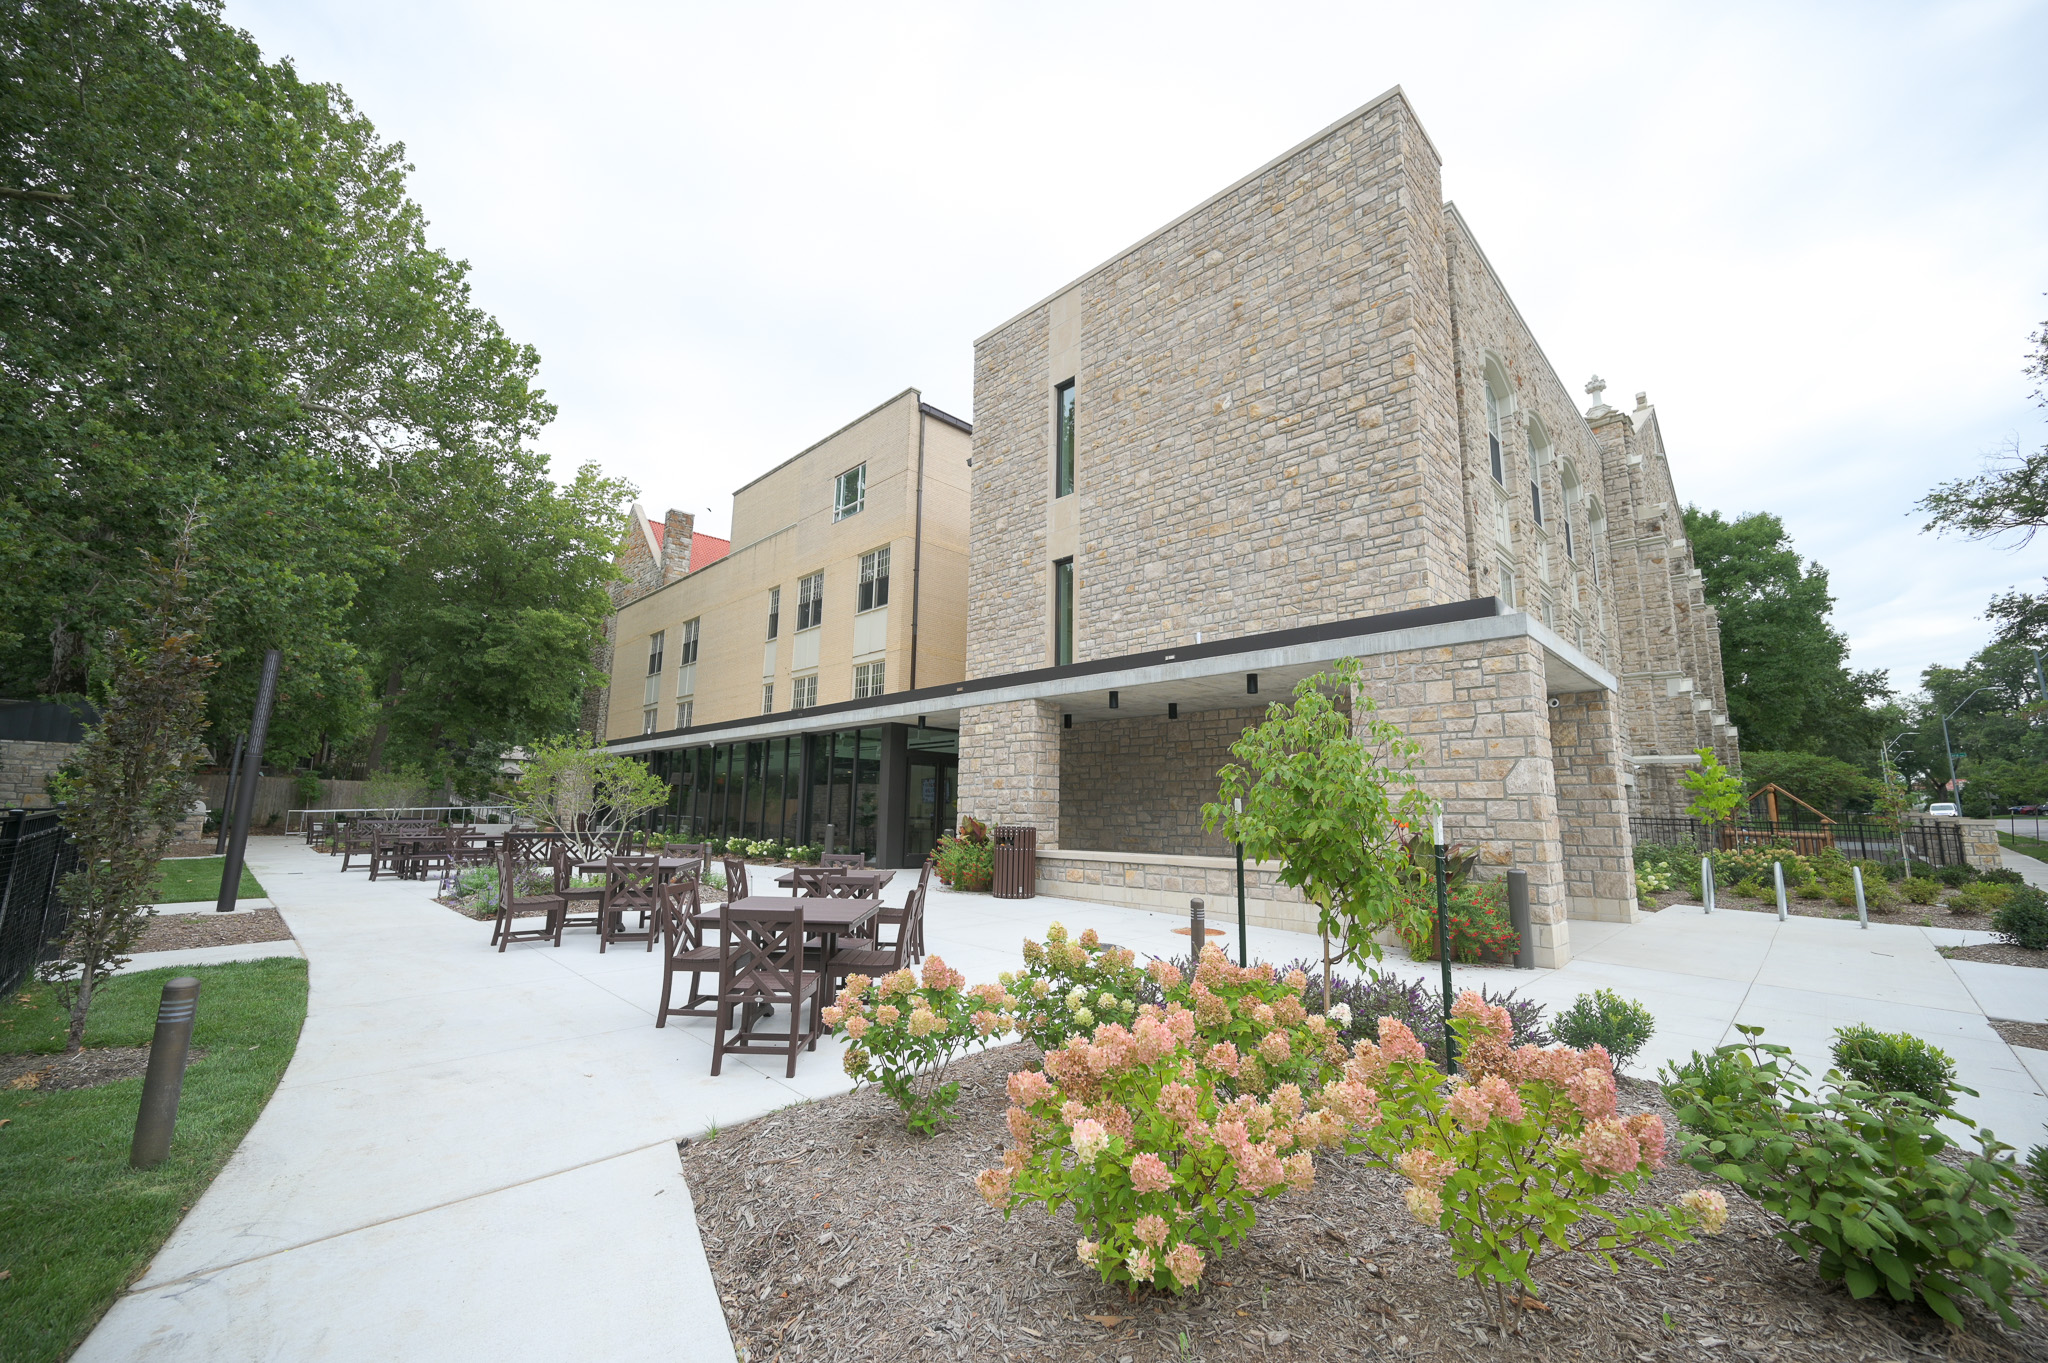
[1631,759,1697,821]
[958,699,1062,844]
[967,89,1466,677]
[1354,634,1572,966]
[1550,691,1638,922]
[0,739,72,808]
[1035,850,1319,935]
[1059,707,1261,857]
[581,507,670,737]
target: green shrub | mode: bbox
[1830,1024,1959,1106]
[934,818,995,891]
[1663,1027,2043,1328]
[1950,882,2014,915]
[1711,846,1814,891]
[1933,863,1979,888]
[1849,862,1898,907]
[1001,922,1148,1053]
[1981,867,2026,887]
[1795,879,1828,901]
[1901,877,1941,906]
[2028,1143,2048,1207]
[1993,885,2048,950]
[1633,841,1700,890]
[1552,989,1656,1072]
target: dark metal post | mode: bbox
[1434,820,1456,1070]
[217,650,281,913]
[213,733,246,855]
[1507,869,1532,969]
[1233,796,1247,967]
[1189,898,1205,957]
[131,976,200,1168]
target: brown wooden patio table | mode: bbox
[772,868,895,896]
[713,894,880,1027]
[573,855,702,881]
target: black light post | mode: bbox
[212,733,246,855]
[1433,815,1456,1071]
[217,650,281,913]
[1233,796,1247,968]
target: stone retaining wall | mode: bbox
[1033,848,1319,936]
[0,738,73,808]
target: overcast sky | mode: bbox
[227,0,2047,693]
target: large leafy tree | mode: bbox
[1683,508,1890,760]
[1919,315,2048,545]
[1,0,624,775]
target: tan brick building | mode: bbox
[606,89,1731,966]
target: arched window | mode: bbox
[1482,362,1510,486]
[1526,418,1552,528]
[1586,498,1605,586]
[1559,460,1582,562]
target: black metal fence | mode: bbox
[1629,815,1968,869]
[0,808,77,996]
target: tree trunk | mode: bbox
[1320,927,1333,1013]
[364,667,403,772]
[66,965,96,1055]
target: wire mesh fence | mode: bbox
[0,808,78,996]
[1628,814,1967,869]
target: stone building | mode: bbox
[604,88,1731,966]
[946,86,1733,965]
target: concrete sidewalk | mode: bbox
[78,846,2048,1359]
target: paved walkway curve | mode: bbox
[77,842,2048,1358]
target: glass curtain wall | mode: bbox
[637,725,938,860]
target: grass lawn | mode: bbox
[0,957,308,1363]
[148,856,263,904]
[1998,829,2048,859]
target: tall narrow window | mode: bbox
[834,464,866,520]
[761,683,774,715]
[1530,476,1544,527]
[1498,561,1518,610]
[1053,557,1075,666]
[642,706,658,735]
[676,700,693,729]
[791,675,818,709]
[854,661,886,699]
[797,572,824,630]
[680,618,700,666]
[1484,382,1505,485]
[1054,380,1076,497]
[766,587,780,640]
[858,547,890,611]
[646,630,665,675]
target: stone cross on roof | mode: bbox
[1584,374,1610,415]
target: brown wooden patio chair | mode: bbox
[720,857,750,903]
[809,895,906,991]
[654,876,722,1026]
[553,844,606,934]
[787,865,832,898]
[710,903,821,1078]
[855,859,933,961]
[492,843,566,951]
[821,852,866,871]
[339,820,387,872]
[598,853,662,953]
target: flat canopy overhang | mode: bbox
[606,597,1617,755]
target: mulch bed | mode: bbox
[1647,890,1995,932]
[1990,1019,2048,1050]
[681,1047,2048,1363]
[1,1045,207,1092]
[134,908,292,954]
[1943,944,2047,971]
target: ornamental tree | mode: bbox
[507,735,668,862]
[1203,658,1434,1007]
[1681,748,1743,828]
[45,526,217,1053]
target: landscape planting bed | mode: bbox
[683,1047,2047,1363]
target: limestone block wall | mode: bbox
[0,739,72,808]
[1353,634,1572,967]
[1035,849,1319,936]
[958,699,1063,843]
[1058,706,1262,857]
[967,89,1467,678]
[1550,691,1638,922]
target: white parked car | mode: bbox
[1926,803,1961,817]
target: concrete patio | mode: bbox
[77,840,2048,1361]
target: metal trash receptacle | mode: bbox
[992,825,1038,899]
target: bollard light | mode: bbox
[1189,897,1206,954]
[1702,856,1715,914]
[132,976,201,1169]
[1772,861,1788,922]
[1853,866,1868,930]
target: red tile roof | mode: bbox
[690,532,730,569]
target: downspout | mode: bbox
[909,403,927,691]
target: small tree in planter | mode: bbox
[45,533,217,1053]
[1203,658,1433,1007]
[1681,748,1743,834]
[507,735,669,863]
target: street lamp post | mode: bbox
[1940,688,1988,808]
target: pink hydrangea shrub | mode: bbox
[826,957,1014,1134]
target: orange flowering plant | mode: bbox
[979,947,1368,1294]
[824,956,1014,1135]
[1352,991,1727,1327]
